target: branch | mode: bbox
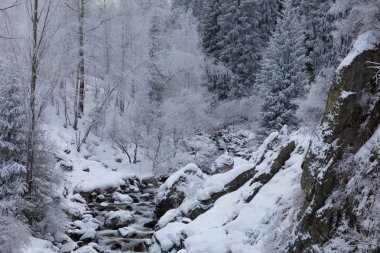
[86,13,122,33]
[0,2,21,11]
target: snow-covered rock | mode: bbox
[104,210,134,229]
[208,152,234,174]
[152,129,311,253]
[112,192,133,204]
[155,163,207,218]
[61,241,78,253]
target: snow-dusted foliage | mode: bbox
[296,68,335,130]
[0,214,30,253]
[0,63,27,200]
[257,0,308,135]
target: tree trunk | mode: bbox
[78,0,85,115]
[26,0,39,196]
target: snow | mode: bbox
[154,222,187,252]
[337,30,380,73]
[209,152,234,174]
[355,125,380,160]
[157,163,203,192]
[113,192,133,204]
[45,109,154,194]
[22,237,58,253]
[340,90,357,99]
[61,242,78,253]
[73,217,101,231]
[79,229,96,241]
[104,210,134,226]
[196,158,253,201]
[72,246,98,253]
[156,163,207,203]
[118,227,137,237]
[153,131,311,253]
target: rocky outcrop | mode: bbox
[290,31,380,252]
[155,164,207,219]
[209,152,234,174]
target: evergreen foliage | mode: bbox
[258,0,308,134]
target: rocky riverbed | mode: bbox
[62,177,160,253]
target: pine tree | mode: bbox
[200,0,223,60]
[0,63,27,200]
[258,0,308,134]
[218,0,262,97]
[172,0,203,17]
[300,0,336,78]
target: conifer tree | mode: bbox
[0,63,27,200]
[258,0,308,134]
[300,0,336,78]
[218,0,261,97]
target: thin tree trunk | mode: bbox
[78,0,85,115]
[26,0,39,196]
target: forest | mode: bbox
[0,0,380,252]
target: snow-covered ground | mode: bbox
[151,128,311,253]
[22,237,59,253]
[47,110,154,194]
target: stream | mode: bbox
[64,177,159,253]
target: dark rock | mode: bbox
[143,219,157,229]
[289,38,380,252]
[83,168,90,172]
[155,165,206,218]
[60,163,73,171]
[130,194,139,203]
[132,242,147,252]
[95,195,106,203]
[111,242,122,250]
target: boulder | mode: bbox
[104,211,134,229]
[155,164,207,218]
[209,152,234,174]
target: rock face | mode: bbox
[290,32,380,252]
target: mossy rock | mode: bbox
[291,40,380,252]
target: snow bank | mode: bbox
[153,130,311,253]
[22,237,58,253]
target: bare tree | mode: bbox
[26,0,55,196]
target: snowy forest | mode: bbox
[0,0,380,252]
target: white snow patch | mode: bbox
[340,90,357,99]
[22,237,59,253]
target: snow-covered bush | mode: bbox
[0,214,30,253]
[296,68,334,131]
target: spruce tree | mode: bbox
[200,0,223,60]
[0,63,27,200]
[218,0,261,97]
[300,0,336,78]
[258,0,308,134]
[172,0,203,17]
[255,0,281,50]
